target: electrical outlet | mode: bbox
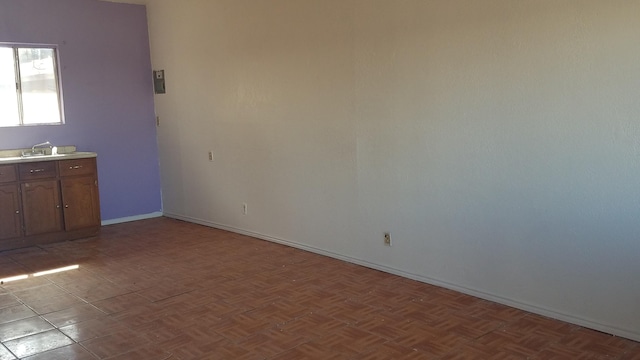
[384,232,391,246]
[242,203,247,215]
[208,151,213,161]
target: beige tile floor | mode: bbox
[0,217,638,359]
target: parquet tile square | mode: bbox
[320,299,380,325]
[558,328,638,358]
[80,329,150,359]
[59,316,127,342]
[0,278,52,295]
[203,299,250,319]
[434,313,503,339]
[269,342,350,360]
[153,333,199,354]
[439,341,502,359]
[0,295,20,312]
[109,302,167,328]
[475,329,547,358]
[239,327,308,357]
[196,342,265,360]
[397,325,472,356]
[355,315,411,340]
[210,313,272,342]
[0,317,53,342]
[0,345,14,360]
[90,292,148,315]
[309,326,387,355]
[245,299,310,325]
[622,346,640,360]
[98,345,172,360]
[41,304,106,328]
[533,343,602,360]
[0,305,37,325]
[3,330,73,358]
[20,344,95,360]
[353,342,417,359]
[0,217,638,359]
[278,312,348,339]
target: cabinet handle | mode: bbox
[56,205,60,209]
[69,165,83,170]
[15,210,19,214]
[29,169,45,173]
[65,205,69,208]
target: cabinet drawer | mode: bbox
[59,158,96,177]
[0,164,17,183]
[19,162,57,180]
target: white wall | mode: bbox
[144,0,640,340]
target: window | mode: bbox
[0,45,63,127]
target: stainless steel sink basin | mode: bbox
[21,152,50,158]
[22,142,54,158]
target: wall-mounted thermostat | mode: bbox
[153,70,166,94]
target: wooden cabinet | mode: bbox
[0,156,100,251]
[18,161,57,181]
[61,176,100,231]
[59,158,101,231]
[0,184,22,240]
[21,180,63,236]
[0,164,22,241]
[0,164,18,183]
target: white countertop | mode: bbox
[0,151,97,165]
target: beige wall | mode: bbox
[143,0,640,340]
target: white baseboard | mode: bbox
[101,211,163,226]
[163,212,640,342]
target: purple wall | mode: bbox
[0,0,161,220]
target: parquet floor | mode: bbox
[0,217,638,359]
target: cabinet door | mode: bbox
[60,176,100,231]
[0,184,22,240]
[21,180,63,236]
[0,164,17,183]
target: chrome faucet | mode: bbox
[32,141,52,153]
[23,141,53,156]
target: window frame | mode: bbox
[0,43,64,127]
